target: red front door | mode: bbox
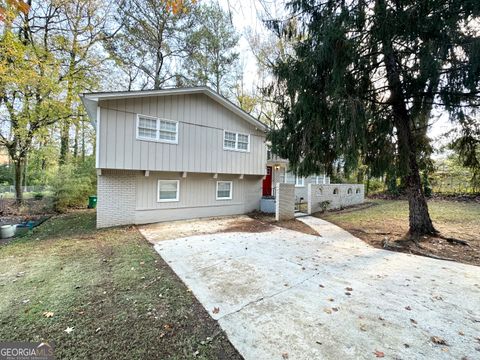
[262,166,272,196]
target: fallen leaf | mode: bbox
[374,350,385,358]
[410,318,417,324]
[163,324,173,331]
[458,331,464,336]
[282,353,289,359]
[43,311,54,318]
[431,336,448,345]
[331,307,339,312]
[212,307,220,314]
[346,287,353,291]
[323,308,332,314]
[360,324,367,331]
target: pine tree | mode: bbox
[183,2,240,96]
[267,0,480,236]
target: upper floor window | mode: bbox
[137,114,178,144]
[223,130,250,152]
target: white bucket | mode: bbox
[0,225,16,239]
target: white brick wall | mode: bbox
[275,183,295,221]
[97,170,136,228]
[307,184,364,214]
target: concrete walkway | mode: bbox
[147,216,480,360]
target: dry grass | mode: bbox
[316,199,480,266]
[0,211,241,360]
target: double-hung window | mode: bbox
[216,181,232,200]
[157,180,179,202]
[137,115,178,144]
[223,131,250,152]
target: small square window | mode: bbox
[158,180,179,202]
[216,181,232,200]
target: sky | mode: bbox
[215,0,455,153]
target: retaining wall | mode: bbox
[307,184,364,214]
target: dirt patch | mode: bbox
[222,218,273,233]
[248,212,320,236]
[139,215,275,243]
[0,197,54,217]
[139,213,320,244]
[342,223,480,266]
[317,200,480,266]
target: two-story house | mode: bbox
[81,87,267,228]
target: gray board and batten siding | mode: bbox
[95,91,267,175]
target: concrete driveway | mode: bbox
[141,216,480,360]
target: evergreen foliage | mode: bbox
[267,0,480,235]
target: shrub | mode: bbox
[33,192,44,200]
[52,159,96,212]
[366,178,384,194]
[320,200,331,212]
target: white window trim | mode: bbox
[157,179,180,202]
[223,130,250,152]
[136,114,179,144]
[295,175,305,187]
[216,181,233,200]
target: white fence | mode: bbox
[307,184,364,214]
[0,185,49,194]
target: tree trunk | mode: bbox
[73,121,79,158]
[14,158,24,205]
[378,1,436,236]
[401,128,437,236]
[59,121,69,165]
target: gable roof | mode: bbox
[80,86,268,131]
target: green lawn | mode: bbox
[0,211,240,360]
[318,199,480,265]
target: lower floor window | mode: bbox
[216,181,232,200]
[158,180,179,202]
